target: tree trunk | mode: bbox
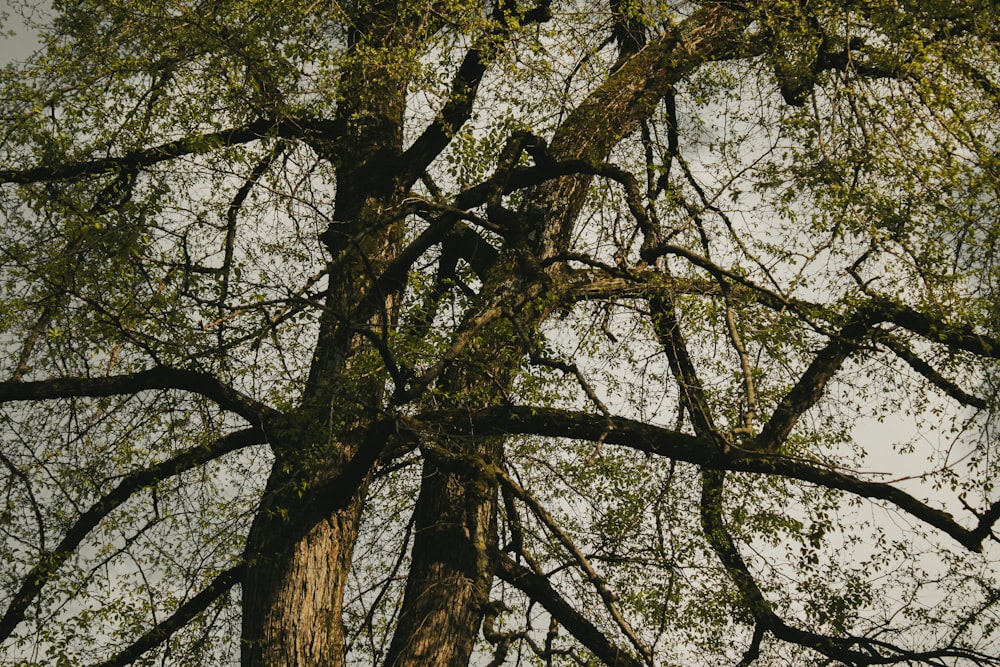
[383,274,544,666]
[383,446,498,667]
[241,466,368,667]
[236,5,414,659]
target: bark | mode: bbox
[242,467,368,667]
[239,6,411,659]
[239,241,401,664]
[382,287,522,667]
[383,441,499,667]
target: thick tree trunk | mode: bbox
[241,471,368,667]
[383,448,498,667]
[383,275,542,666]
[236,5,413,658]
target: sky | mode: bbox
[0,0,45,65]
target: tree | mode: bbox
[0,0,999,664]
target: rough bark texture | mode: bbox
[383,451,498,667]
[381,305,518,666]
[242,479,367,666]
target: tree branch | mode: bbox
[649,292,720,439]
[0,117,332,185]
[701,471,1000,665]
[754,317,871,452]
[0,428,264,643]
[700,469,775,622]
[92,564,245,667]
[495,552,644,667]
[0,367,277,425]
[496,469,653,664]
[876,298,999,359]
[416,405,999,552]
[399,0,553,184]
[882,335,988,409]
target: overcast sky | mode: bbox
[1,1,46,65]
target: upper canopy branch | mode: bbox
[641,245,1000,356]
[0,116,340,185]
[398,0,553,186]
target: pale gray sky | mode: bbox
[0,0,46,65]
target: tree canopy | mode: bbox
[1,0,999,665]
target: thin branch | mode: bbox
[699,470,998,666]
[496,469,654,665]
[0,117,328,185]
[639,243,999,364]
[218,144,287,353]
[722,287,759,434]
[0,448,47,553]
[507,314,614,454]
